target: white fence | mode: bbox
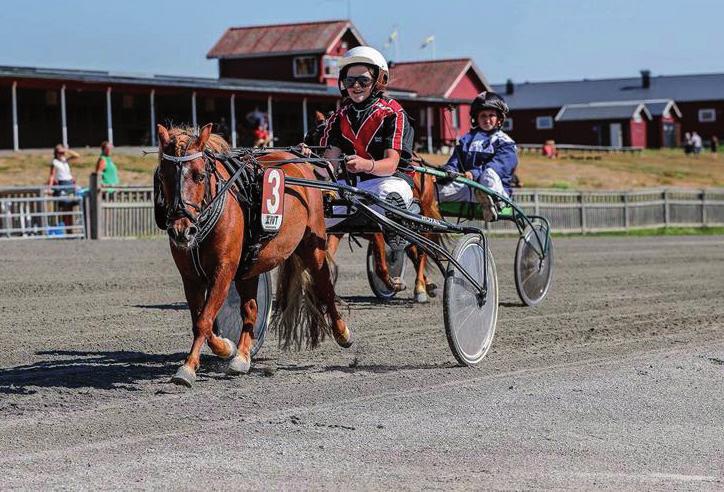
[2,181,723,240]
[0,186,87,239]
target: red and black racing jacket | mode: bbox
[320,94,414,183]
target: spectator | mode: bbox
[215,117,230,142]
[542,139,558,158]
[691,131,703,155]
[47,144,80,229]
[683,132,692,154]
[246,108,271,147]
[711,135,719,154]
[95,141,119,188]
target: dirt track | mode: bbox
[1,236,723,489]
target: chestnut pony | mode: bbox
[155,124,350,387]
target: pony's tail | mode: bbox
[270,253,332,350]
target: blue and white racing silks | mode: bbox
[443,128,518,195]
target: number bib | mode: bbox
[261,168,284,232]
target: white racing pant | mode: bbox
[325,176,414,228]
[437,168,508,202]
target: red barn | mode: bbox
[389,59,490,151]
[554,102,653,147]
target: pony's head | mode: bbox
[156,123,228,248]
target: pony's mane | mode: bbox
[165,126,230,156]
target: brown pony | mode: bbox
[155,123,350,387]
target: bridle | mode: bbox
[158,144,227,246]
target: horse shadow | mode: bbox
[320,361,458,374]
[500,301,526,308]
[133,302,188,311]
[0,349,220,393]
[337,295,417,308]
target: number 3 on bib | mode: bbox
[261,168,285,232]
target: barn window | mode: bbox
[450,107,459,128]
[698,108,716,122]
[293,56,318,78]
[502,118,513,131]
[536,116,553,129]
[322,56,341,79]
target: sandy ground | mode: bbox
[0,236,722,490]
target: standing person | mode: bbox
[691,131,703,155]
[300,46,414,217]
[436,91,518,222]
[711,135,719,154]
[683,132,693,155]
[47,144,80,229]
[95,141,119,188]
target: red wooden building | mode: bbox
[553,102,652,147]
[493,72,721,149]
[0,20,489,152]
[388,59,490,150]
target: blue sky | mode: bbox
[3,0,723,83]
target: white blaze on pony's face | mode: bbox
[157,123,213,247]
[344,65,375,104]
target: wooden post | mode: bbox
[701,189,707,226]
[623,192,629,230]
[60,85,68,148]
[230,94,237,148]
[580,192,587,233]
[150,90,156,146]
[106,87,113,144]
[89,173,102,239]
[534,191,540,216]
[426,106,433,153]
[11,81,19,151]
[267,95,274,143]
[191,91,197,128]
[302,97,308,137]
[664,190,670,227]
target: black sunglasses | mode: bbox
[342,76,374,89]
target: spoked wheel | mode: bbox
[443,233,498,366]
[514,223,554,307]
[213,271,272,357]
[366,241,407,301]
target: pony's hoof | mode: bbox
[221,337,237,359]
[426,283,439,298]
[390,277,407,292]
[414,291,429,304]
[334,326,353,348]
[171,365,196,388]
[226,354,251,375]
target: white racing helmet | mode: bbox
[338,46,390,95]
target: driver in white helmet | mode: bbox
[300,46,415,227]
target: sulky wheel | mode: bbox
[213,271,272,357]
[366,240,407,301]
[514,223,554,307]
[443,233,498,366]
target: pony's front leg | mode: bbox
[227,277,258,376]
[172,265,237,387]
